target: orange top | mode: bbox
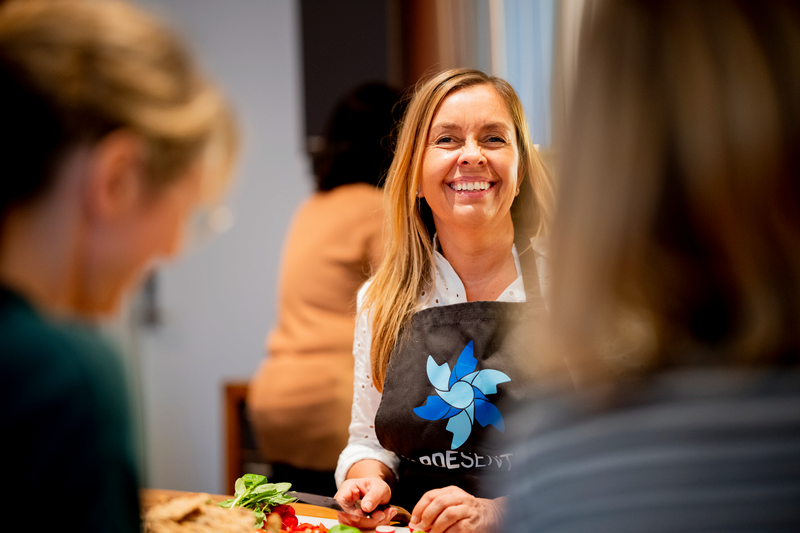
[248,183,384,470]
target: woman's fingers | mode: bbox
[334,477,394,529]
[335,509,381,528]
[409,486,495,533]
[334,480,362,503]
[335,507,392,529]
[339,476,391,512]
[411,487,461,530]
[359,479,391,513]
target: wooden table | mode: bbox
[141,488,339,520]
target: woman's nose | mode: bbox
[459,140,485,166]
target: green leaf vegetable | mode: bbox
[327,526,361,533]
[217,473,296,528]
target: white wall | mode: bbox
[129,0,310,493]
[503,0,555,147]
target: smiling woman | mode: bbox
[420,84,522,290]
[0,1,237,532]
[333,68,554,533]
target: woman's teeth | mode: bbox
[450,181,492,191]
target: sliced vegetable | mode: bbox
[327,525,361,533]
[280,523,329,533]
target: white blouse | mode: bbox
[334,238,550,487]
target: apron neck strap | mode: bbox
[514,230,543,303]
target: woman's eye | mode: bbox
[435,136,454,144]
[486,136,506,144]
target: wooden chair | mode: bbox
[223,381,271,494]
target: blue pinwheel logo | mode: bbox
[412,341,510,449]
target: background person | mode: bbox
[0,1,236,531]
[247,83,403,495]
[334,68,553,533]
[501,0,800,531]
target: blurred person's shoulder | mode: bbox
[0,285,140,533]
[503,367,800,442]
[496,367,800,532]
[326,183,384,213]
[297,183,383,228]
[0,285,128,416]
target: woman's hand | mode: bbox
[334,476,397,529]
[408,487,505,533]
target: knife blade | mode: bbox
[287,491,410,525]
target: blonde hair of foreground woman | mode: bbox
[0,0,237,314]
[364,68,553,391]
[549,0,800,385]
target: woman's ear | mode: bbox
[82,130,145,222]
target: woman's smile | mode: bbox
[447,180,495,192]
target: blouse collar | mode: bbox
[423,234,526,308]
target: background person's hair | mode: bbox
[549,0,800,384]
[312,83,404,191]
[0,0,237,220]
[365,67,553,391]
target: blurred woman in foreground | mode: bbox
[0,1,236,531]
[335,68,552,533]
[502,1,800,531]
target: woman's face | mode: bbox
[419,84,519,236]
[81,164,203,315]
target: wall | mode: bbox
[504,0,555,147]
[129,0,310,493]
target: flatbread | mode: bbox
[144,492,254,533]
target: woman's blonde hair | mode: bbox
[0,0,237,214]
[365,68,553,391]
[549,0,800,385]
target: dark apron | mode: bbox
[374,232,543,510]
